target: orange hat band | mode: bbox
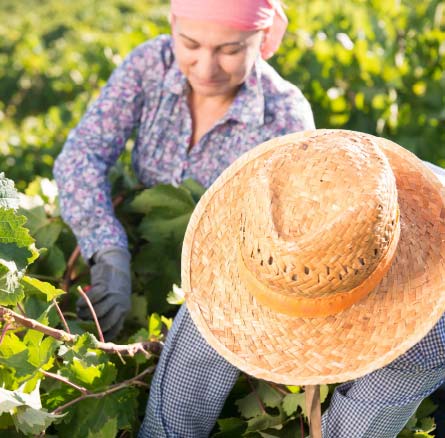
[237,208,401,318]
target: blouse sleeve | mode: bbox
[53,38,168,260]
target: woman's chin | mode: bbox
[190,81,235,98]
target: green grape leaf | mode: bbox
[418,416,436,433]
[282,393,306,417]
[0,388,25,413]
[17,204,47,235]
[86,417,117,438]
[22,275,65,301]
[27,336,58,370]
[138,213,191,245]
[34,220,63,250]
[0,381,63,435]
[0,412,14,430]
[42,385,78,412]
[0,332,36,378]
[285,385,301,394]
[30,245,66,278]
[23,328,45,349]
[0,242,34,273]
[55,388,137,438]
[128,328,150,364]
[130,184,195,216]
[0,208,35,248]
[166,283,184,305]
[415,397,438,419]
[258,419,305,438]
[246,412,285,433]
[408,432,435,438]
[214,417,247,437]
[0,261,24,305]
[180,178,206,203]
[128,293,148,327]
[68,358,103,384]
[23,294,59,326]
[257,382,283,408]
[0,207,38,277]
[14,405,61,435]
[132,241,180,313]
[148,313,162,338]
[0,173,19,210]
[59,346,116,389]
[161,315,173,330]
[402,414,418,431]
[58,332,98,361]
[128,327,149,343]
[320,384,329,403]
[236,391,265,419]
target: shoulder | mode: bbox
[258,61,315,132]
[117,34,175,81]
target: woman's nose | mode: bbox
[194,50,219,79]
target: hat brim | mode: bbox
[182,129,445,385]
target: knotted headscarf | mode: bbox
[170,0,288,59]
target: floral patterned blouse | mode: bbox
[54,35,315,260]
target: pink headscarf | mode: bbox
[170,0,288,60]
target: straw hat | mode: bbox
[182,129,445,385]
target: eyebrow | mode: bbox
[178,33,246,48]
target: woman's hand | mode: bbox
[77,247,132,341]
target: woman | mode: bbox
[54,0,314,340]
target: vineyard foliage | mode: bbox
[0,0,444,436]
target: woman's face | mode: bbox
[172,16,263,99]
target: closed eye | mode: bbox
[219,45,244,55]
[184,41,200,50]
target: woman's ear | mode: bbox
[260,28,271,58]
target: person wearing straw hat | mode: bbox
[54,0,313,340]
[140,129,445,437]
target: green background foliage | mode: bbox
[0,0,444,436]
[1,0,444,190]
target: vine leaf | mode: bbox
[0,381,63,435]
[282,393,306,417]
[257,382,282,408]
[0,261,24,305]
[0,208,37,270]
[236,391,264,419]
[22,275,65,301]
[0,173,19,210]
[214,417,247,437]
[282,384,329,418]
[0,332,36,378]
[246,411,285,433]
[130,184,195,216]
[55,388,137,438]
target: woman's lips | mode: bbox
[194,78,226,87]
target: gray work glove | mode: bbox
[77,246,132,341]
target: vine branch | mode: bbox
[52,298,71,334]
[0,305,161,357]
[0,322,10,346]
[40,369,89,395]
[246,375,266,414]
[52,365,155,415]
[77,286,104,342]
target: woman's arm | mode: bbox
[53,39,166,261]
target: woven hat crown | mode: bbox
[238,131,401,317]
